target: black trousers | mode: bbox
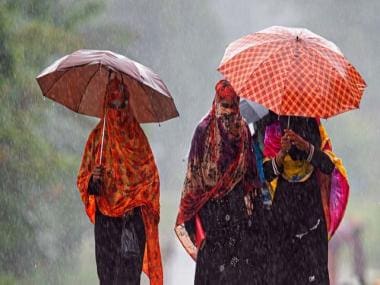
[94,208,146,285]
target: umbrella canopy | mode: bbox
[36,49,179,123]
[239,99,268,124]
[218,26,367,118]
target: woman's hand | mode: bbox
[191,248,198,261]
[280,132,292,153]
[276,133,291,166]
[92,165,104,182]
[284,129,310,152]
[244,192,254,216]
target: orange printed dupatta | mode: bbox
[77,111,163,285]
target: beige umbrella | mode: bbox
[36,49,179,162]
[36,49,179,123]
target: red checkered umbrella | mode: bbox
[218,26,366,118]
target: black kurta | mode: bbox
[264,148,334,284]
[185,183,266,285]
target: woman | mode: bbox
[77,73,162,285]
[263,114,349,284]
[175,80,265,285]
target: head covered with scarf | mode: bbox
[176,79,260,228]
[77,74,163,284]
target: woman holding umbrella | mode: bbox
[262,114,345,284]
[217,26,366,284]
[77,72,162,284]
[37,49,180,285]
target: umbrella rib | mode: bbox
[144,82,161,123]
[76,63,102,113]
[283,43,349,117]
[279,69,289,116]
[239,41,293,93]
[221,38,289,68]
[43,69,70,97]
[304,42,363,92]
[279,42,329,117]
[305,42,347,73]
[42,63,100,98]
[302,44,362,106]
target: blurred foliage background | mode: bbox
[0,1,379,284]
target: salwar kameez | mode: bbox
[175,80,263,285]
[263,118,335,285]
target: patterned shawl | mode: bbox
[175,80,260,259]
[263,119,349,239]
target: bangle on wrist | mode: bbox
[306,143,315,162]
[272,157,281,176]
[275,154,281,166]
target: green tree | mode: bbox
[0,0,103,281]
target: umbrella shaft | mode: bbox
[99,112,107,164]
